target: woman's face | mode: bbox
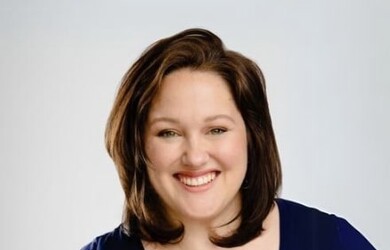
[145,68,247,225]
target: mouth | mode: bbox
[174,171,219,187]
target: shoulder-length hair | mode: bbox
[105,28,282,248]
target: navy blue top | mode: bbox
[82,199,375,250]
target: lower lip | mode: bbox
[176,174,218,193]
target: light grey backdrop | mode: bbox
[0,0,388,249]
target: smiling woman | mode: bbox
[81,28,375,250]
[144,69,248,229]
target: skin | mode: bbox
[144,68,279,250]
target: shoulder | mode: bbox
[276,198,336,228]
[276,199,375,250]
[81,225,144,250]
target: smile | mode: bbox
[177,172,217,187]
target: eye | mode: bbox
[209,127,227,135]
[157,130,179,138]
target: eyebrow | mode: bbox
[148,114,236,126]
[148,117,179,126]
[204,114,236,124]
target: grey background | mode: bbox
[0,0,389,249]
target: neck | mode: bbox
[143,202,280,250]
[176,223,217,250]
[143,216,240,250]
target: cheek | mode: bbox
[145,139,179,170]
[216,134,248,170]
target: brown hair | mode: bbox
[105,28,282,247]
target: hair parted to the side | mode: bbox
[105,28,282,248]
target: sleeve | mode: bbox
[336,217,376,250]
[80,236,109,250]
[80,240,97,250]
[80,225,144,250]
[80,227,120,250]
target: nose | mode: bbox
[181,137,209,168]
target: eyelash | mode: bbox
[156,127,228,138]
[208,127,227,135]
[157,130,179,138]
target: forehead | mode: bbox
[147,69,239,119]
[162,68,227,89]
[156,69,230,100]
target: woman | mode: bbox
[82,28,375,249]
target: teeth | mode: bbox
[178,172,216,187]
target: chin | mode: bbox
[175,197,241,225]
